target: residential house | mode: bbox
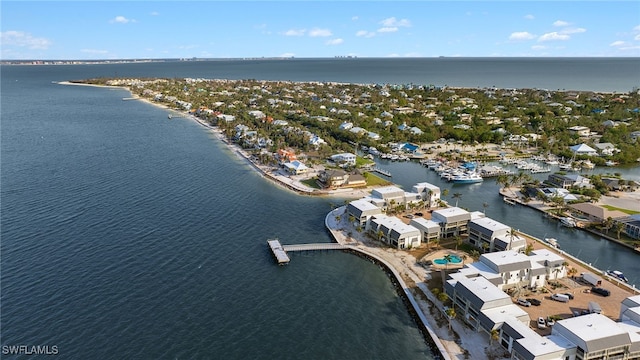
[569,143,598,156]
[568,202,628,224]
[630,131,640,143]
[619,214,640,240]
[330,153,357,167]
[568,126,591,137]
[546,173,590,189]
[371,186,408,211]
[594,142,619,156]
[283,160,308,175]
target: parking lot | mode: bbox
[512,275,635,335]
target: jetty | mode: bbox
[371,167,392,177]
[267,239,290,265]
[267,240,349,264]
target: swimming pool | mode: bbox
[433,255,462,265]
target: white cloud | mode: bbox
[524,14,535,20]
[378,27,398,33]
[351,16,359,21]
[509,31,536,41]
[610,41,626,47]
[308,28,332,37]
[150,11,159,16]
[284,29,306,36]
[326,38,343,45]
[280,52,295,58]
[110,15,135,24]
[553,20,569,27]
[0,31,51,49]
[531,45,546,50]
[538,32,570,42]
[380,17,411,27]
[561,27,586,35]
[635,34,640,41]
[356,30,375,38]
[633,25,640,31]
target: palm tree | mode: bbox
[489,329,500,346]
[452,192,462,207]
[461,254,468,266]
[615,222,625,240]
[455,236,462,250]
[376,230,384,243]
[442,188,449,199]
[445,307,456,331]
[524,242,534,255]
[443,254,453,271]
[603,216,614,234]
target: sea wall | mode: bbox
[324,210,451,360]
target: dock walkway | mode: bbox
[282,243,348,252]
[267,239,290,265]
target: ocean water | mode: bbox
[1,59,639,359]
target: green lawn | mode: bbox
[364,172,393,186]
[301,178,322,189]
[601,205,640,215]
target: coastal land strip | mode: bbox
[59,80,640,360]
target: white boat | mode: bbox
[605,160,619,167]
[503,197,517,205]
[606,270,629,283]
[544,238,559,248]
[451,172,484,184]
[560,217,577,228]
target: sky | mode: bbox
[1,1,639,60]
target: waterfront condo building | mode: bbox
[431,207,472,238]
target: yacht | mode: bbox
[560,217,577,228]
[606,270,629,283]
[544,238,560,248]
[451,172,484,184]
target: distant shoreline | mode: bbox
[58,81,373,199]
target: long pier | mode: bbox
[282,243,348,252]
[267,240,348,264]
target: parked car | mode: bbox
[591,287,611,297]
[537,317,547,329]
[551,293,570,302]
[526,298,541,306]
[517,298,531,307]
[562,293,575,300]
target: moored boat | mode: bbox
[606,270,629,283]
[560,217,577,228]
[544,237,560,248]
[451,172,484,184]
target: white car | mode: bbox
[517,298,531,307]
[537,317,547,329]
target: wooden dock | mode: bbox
[267,239,290,265]
[282,243,348,252]
[371,167,392,177]
[267,240,348,265]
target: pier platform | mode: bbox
[267,239,290,265]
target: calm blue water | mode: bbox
[1,59,639,359]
